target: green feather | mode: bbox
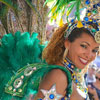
[43,0,54,6]
[4,63,72,99]
[45,0,82,23]
[0,31,45,99]
[76,0,82,20]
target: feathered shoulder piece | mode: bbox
[0,31,45,71]
[0,31,45,99]
[5,63,72,99]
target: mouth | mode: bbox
[79,57,88,65]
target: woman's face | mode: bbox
[65,33,99,69]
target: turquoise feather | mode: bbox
[0,31,45,100]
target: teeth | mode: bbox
[79,58,87,63]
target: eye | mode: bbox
[92,49,98,53]
[80,44,87,49]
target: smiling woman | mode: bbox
[66,28,99,69]
[35,22,99,100]
[1,0,100,100]
[2,21,100,100]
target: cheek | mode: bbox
[72,47,83,56]
[68,46,78,58]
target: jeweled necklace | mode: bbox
[63,57,88,99]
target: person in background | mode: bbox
[86,63,97,85]
[88,69,100,100]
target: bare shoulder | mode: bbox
[46,68,68,82]
[35,69,68,99]
[41,69,68,88]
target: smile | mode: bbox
[79,57,88,65]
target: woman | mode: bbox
[3,1,100,99]
[2,23,100,100]
[34,22,100,100]
[88,70,100,100]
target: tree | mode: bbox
[0,0,48,43]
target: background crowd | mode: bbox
[85,54,100,100]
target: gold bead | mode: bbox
[89,19,92,22]
[87,13,91,16]
[8,86,13,90]
[64,60,67,63]
[18,89,22,93]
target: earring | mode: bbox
[63,48,68,59]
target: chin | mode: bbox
[80,66,85,69]
[77,64,86,69]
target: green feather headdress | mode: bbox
[44,0,82,26]
[45,0,100,44]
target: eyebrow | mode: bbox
[82,41,99,49]
[81,41,90,46]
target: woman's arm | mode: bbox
[93,93,99,100]
[34,69,68,100]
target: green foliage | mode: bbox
[0,0,18,14]
[0,5,8,33]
